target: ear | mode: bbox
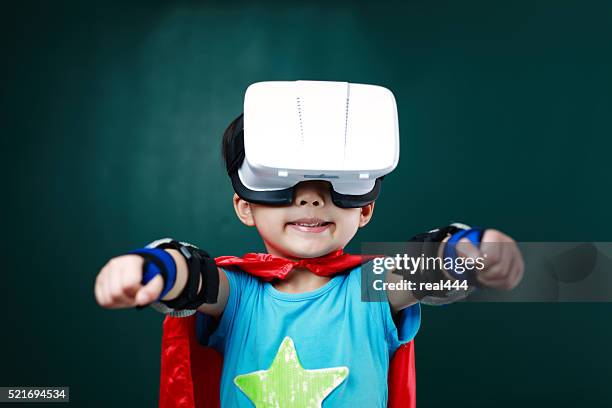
[233,193,255,227]
[358,202,375,228]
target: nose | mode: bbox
[293,181,328,207]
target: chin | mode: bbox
[285,242,336,259]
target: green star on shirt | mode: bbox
[234,336,349,408]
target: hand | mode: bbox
[455,229,524,290]
[94,254,164,308]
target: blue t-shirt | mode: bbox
[203,264,421,407]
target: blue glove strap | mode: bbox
[128,248,177,300]
[443,227,485,284]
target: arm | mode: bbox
[195,267,229,318]
[95,242,229,317]
[158,249,229,318]
[385,234,452,314]
[386,227,524,314]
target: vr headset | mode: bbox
[226,80,400,208]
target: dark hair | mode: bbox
[221,113,244,175]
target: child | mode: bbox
[94,81,524,408]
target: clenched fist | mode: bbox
[454,229,524,290]
[94,254,164,308]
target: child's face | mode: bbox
[233,180,375,259]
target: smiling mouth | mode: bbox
[286,219,334,233]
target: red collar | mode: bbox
[214,249,377,281]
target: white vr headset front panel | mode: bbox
[240,80,399,195]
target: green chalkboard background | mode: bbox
[2,1,611,406]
